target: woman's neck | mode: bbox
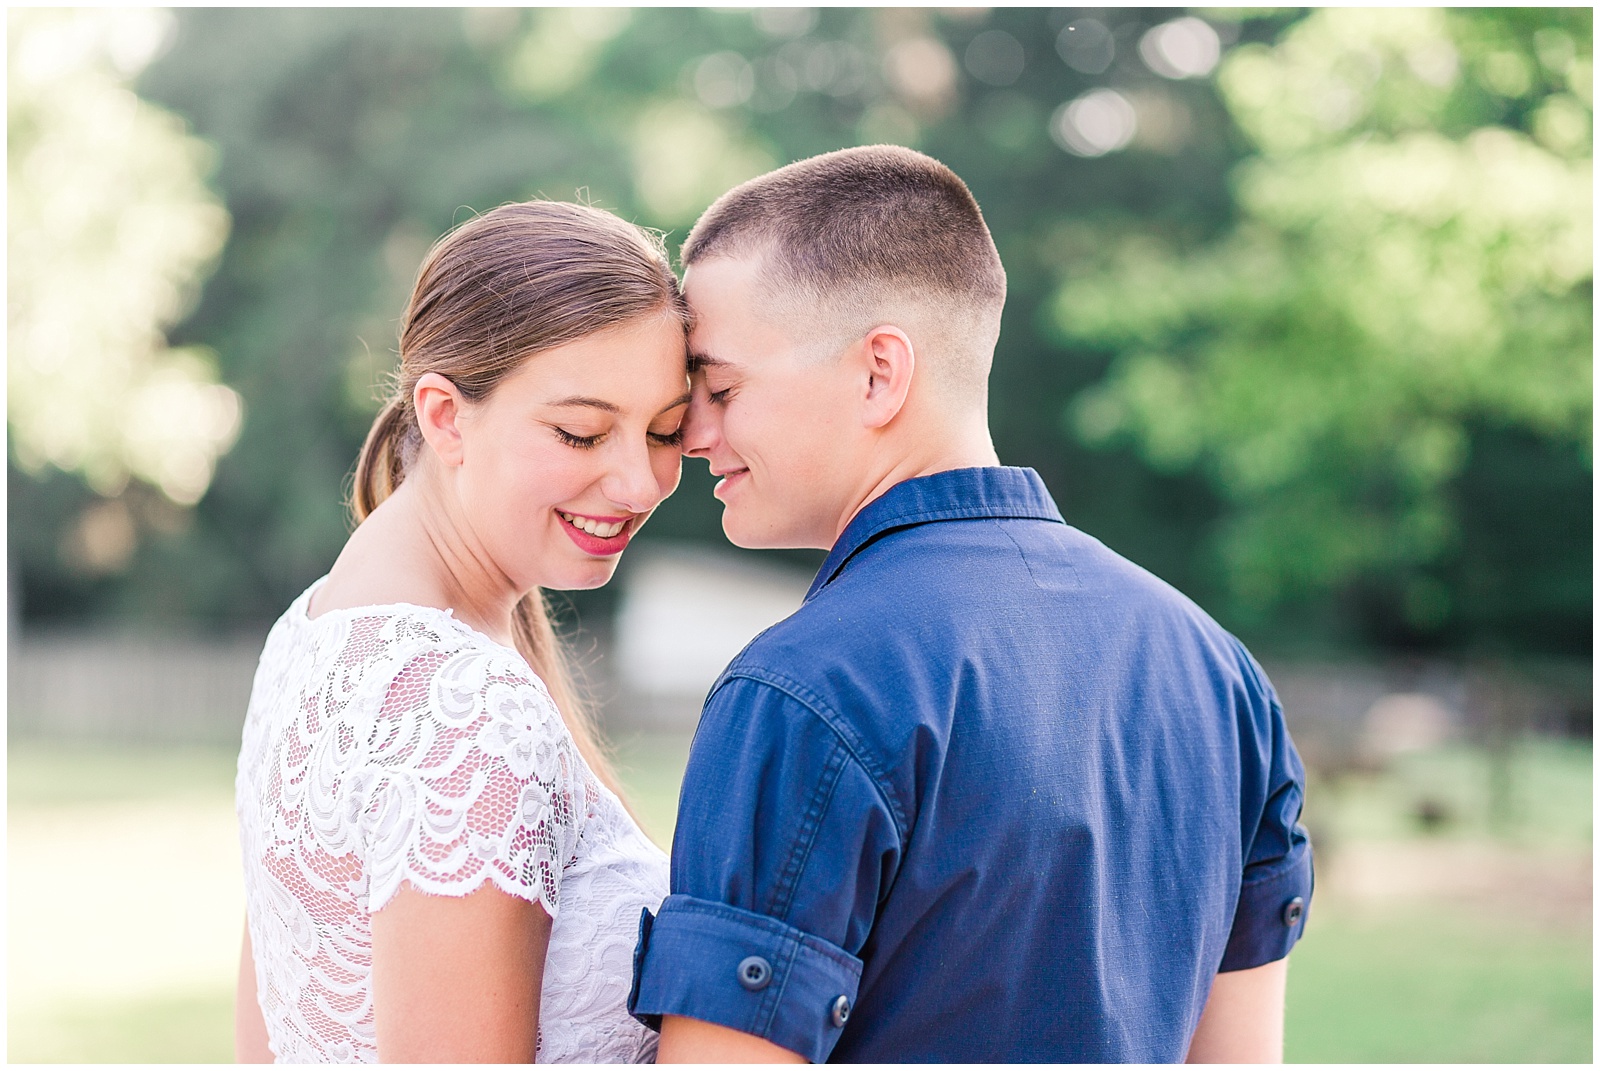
[314,476,522,647]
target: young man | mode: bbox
[628,146,1312,1063]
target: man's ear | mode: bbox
[858,325,915,430]
[414,371,467,467]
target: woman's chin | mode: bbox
[544,559,622,592]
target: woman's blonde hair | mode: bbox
[352,200,685,797]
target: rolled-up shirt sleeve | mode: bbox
[1219,645,1314,971]
[630,674,902,1063]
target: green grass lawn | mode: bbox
[1289,738,1592,1062]
[9,740,244,1064]
[1286,905,1591,1062]
[7,741,241,807]
[612,730,694,849]
[9,734,1592,1063]
[10,988,235,1064]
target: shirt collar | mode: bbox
[807,466,1064,601]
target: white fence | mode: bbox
[7,544,1588,752]
[6,546,817,743]
[9,632,269,745]
[15,635,1584,755]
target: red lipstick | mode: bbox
[557,511,635,557]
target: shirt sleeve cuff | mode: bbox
[1219,838,1314,972]
[629,894,863,1063]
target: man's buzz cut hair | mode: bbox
[681,145,1007,394]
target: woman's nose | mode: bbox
[603,438,666,512]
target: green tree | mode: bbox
[1054,8,1591,647]
[14,8,1585,657]
[8,9,236,572]
[19,7,1255,628]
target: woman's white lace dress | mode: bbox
[236,581,667,1063]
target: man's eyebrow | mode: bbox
[688,352,731,372]
[546,396,621,413]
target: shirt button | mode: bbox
[1282,896,1305,927]
[737,955,772,991]
[830,994,851,1028]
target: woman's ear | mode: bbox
[858,325,915,430]
[414,372,467,467]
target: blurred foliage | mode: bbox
[1056,8,1592,647]
[8,9,239,517]
[1313,739,1593,850]
[7,8,1590,659]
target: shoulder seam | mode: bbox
[764,738,851,921]
[710,669,910,843]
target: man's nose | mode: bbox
[680,393,718,458]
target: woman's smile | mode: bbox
[556,508,637,555]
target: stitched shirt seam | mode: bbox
[764,738,850,922]
[706,670,909,843]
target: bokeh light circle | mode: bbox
[1051,88,1138,156]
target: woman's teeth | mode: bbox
[559,511,626,538]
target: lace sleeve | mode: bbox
[362,643,582,917]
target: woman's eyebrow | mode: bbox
[546,396,620,413]
[546,393,691,416]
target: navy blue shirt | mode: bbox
[630,467,1312,1062]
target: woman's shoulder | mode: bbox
[254,584,585,908]
[253,580,559,746]
[288,577,535,673]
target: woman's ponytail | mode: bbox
[351,397,413,523]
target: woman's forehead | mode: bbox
[498,322,688,411]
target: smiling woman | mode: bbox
[233,200,689,1064]
[398,313,690,593]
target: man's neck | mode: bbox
[829,419,1000,546]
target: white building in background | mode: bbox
[613,545,812,727]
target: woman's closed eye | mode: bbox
[553,427,605,449]
[554,425,683,449]
[648,428,684,447]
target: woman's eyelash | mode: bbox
[554,428,604,449]
[556,426,683,448]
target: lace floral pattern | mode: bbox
[237,583,666,1063]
